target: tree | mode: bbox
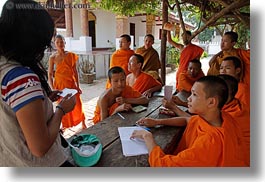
[88,0,161,16]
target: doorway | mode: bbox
[130,23,136,47]
[89,20,96,47]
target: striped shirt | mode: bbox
[1,67,44,112]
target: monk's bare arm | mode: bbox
[137,117,190,127]
[167,31,184,51]
[48,55,55,89]
[208,51,222,66]
[143,84,162,97]
[99,95,110,121]
[124,95,149,105]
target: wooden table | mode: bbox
[69,96,185,167]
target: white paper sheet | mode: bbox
[59,88,78,97]
[118,126,148,156]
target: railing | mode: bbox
[41,50,113,82]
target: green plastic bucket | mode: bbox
[70,134,102,167]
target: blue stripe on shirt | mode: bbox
[1,67,44,112]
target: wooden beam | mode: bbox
[209,0,250,28]
[191,0,249,40]
[160,0,168,85]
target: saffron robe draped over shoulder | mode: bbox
[131,72,162,94]
[207,49,239,76]
[92,85,142,124]
[105,49,135,89]
[207,48,250,86]
[223,98,250,164]
[135,46,161,80]
[149,112,248,167]
[177,70,205,92]
[237,49,250,86]
[236,82,250,107]
[53,52,85,128]
[176,44,204,88]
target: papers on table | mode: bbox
[59,88,78,98]
[118,126,148,157]
[132,105,147,113]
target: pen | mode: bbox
[135,124,151,131]
[117,112,125,120]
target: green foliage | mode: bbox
[166,46,180,67]
[201,51,208,59]
[234,23,250,49]
[88,0,161,16]
[198,27,214,42]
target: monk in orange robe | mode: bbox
[126,54,162,98]
[177,59,205,93]
[93,66,149,124]
[131,76,248,166]
[164,59,204,109]
[207,31,250,86]
[218,74,250,164]
[219,56,250,106]
[167,31,204,88]
[48,35,85,129]
[135,34,161,82]
[105,34,134,89]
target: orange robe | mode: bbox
[135,46,161,80]
[53,52,85,128]
[105,49,135,89]
[176,44,204,88]
[177,70,205,92]
[149,112,248,167]
[131,72,162,94]
[92,85,142,124]
[223,98,250,164]
[236,82,250,107]
[207,49,238,76]
[237,49,250,86]
[207,48,250,86]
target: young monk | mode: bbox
[131,76,248,166]
[160,59,204,116]
[126,54,162,98]
[106,34,135,88]
[172,59,205,107]
[218,74,250,165]
[220,56,250,107]
[48,34,86,129]
[207,31,250,86]
[135,34,162,82]
[167,30,204,88]
[93,66,149,124]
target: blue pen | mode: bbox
[135,124,151,131]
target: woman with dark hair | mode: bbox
[0,0,76,166]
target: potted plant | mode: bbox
[79,59,96,84]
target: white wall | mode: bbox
[69,10,164,50]
[72,9,82,39]
[128,16,146,48]
[93,10,116,48]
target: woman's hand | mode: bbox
[48,90,62,102]
[58,94,76,114]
